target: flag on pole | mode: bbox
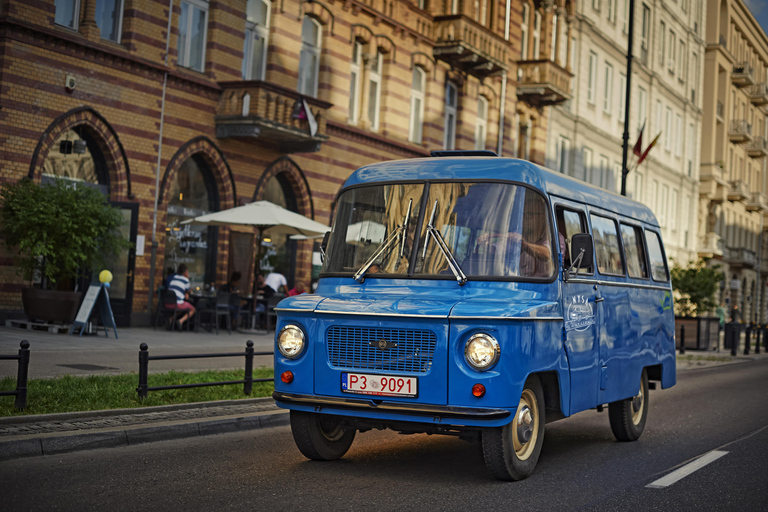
[637,132,661,166]
[633,120,646,157]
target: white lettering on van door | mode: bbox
[565,295,595,331]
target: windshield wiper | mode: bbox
[353,199,412,283]
[425,224,467,285]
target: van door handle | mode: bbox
[595,297,604,303]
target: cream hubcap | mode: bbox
[512,389,539,460]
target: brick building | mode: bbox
[0,0,571,325]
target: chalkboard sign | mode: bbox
[69,283,118,338]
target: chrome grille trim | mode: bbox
[327,326,437,374]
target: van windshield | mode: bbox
[321,182,554,279]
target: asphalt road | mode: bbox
[2,359,767,511]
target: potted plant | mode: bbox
[0,178,130,323]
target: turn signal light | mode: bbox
[472,383,486,397]
[281,371,294,384]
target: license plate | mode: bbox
[341,372,418,398]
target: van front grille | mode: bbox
[326,326,437,374]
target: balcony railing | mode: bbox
[516,60,573,106]
[746,191,768,212]
[747,137,768,158]
[728,179,750,202]
[725,246,757,268]
[750,83,768,106]
[732,62,756,87]
[433,15,508,79]
[698,232,724,258]
[215,81,331,153]
[729,119,753,143]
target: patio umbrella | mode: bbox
[182,200,330,294]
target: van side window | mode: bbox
[555,207,592,273]
[620,224,649,279]
[645,230,669,281]
[590,214,624,275]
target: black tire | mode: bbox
[481,375,546,481]
[608,368,649,442]
[290,410,356,461]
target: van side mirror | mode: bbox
[566,233,593,278]
[320,231,330,260]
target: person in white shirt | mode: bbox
[264,272,287,294]
[166,264,195,329]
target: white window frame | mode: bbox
[298,16,322,97]
[688,123,695,176]
[348,42,362,123]
[608,0,616,22]
[178,0,209,72]
[96,0,125,42]
[668,29,676,71]
[641,4,650,51]
[665,107,672,151]
[675,114,682,157]
[656,100,663,136]
[367,51,383,131]
[588,51,598,104]
[633,171,643,202]
[550,14,558,61]
[451,0,459,14]
[678,40,686,78]
[583,146,593,183]
[242,0,270,80]
[598,155,609,188]
[533,12,541,59]
[637,86,647,134]
[409,66,426,144]
[593,0,601,11]
[475,96,488,150]
[556,136,570,174]
[603,62,613,113]
[521,4,529,60]
[660,184,668,227]
[444,82,458,150]
[618,72,626,122]
[55,0,80,30]
[622,0,629,33]
[670,189,678,231]
[659,20,666,66]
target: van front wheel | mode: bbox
[481,375,545,481]
[290,410,356,460]
[608,368,649,442]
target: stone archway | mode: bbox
[29,107,131,200]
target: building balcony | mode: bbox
[728,180,750,202]
[215,81,331,153]
[732,62,756,87]
[746,191,768,212]
[729,119,753,143]
[699,164,729,203]
[725,246,757,269]
[433,15,508,80]
[516,60,573,106]
[698,232,724,258]
[750,83,768,106]
[747,137,768,158]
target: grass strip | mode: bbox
[0,368,274,417]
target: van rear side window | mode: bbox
[590,214,624,275]
[620,224,649,279]
[645,230,669,281]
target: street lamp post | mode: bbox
[620,0,635,197]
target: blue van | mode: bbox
[273,153,676,481]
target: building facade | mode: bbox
[700,0,768,323]
[546,0,704,265]
[0,0,572,324]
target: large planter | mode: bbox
[22,288,83,324]
[674,316,719,351]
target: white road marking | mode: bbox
[646,450,729,489]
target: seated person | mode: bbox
[288,281,307,296]
[256,273,275,299]
[167,264,195,329]
[220,271,241,293]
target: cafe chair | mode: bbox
[266,293,285,331]
[232,294,252,330]
[196,291,232,334]
[154,289,186,331]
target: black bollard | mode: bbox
[757,326,761,355]
[15,340,30,410]
[244,340,254,395]
[730,323,738,357]
[679,324,686,354]
[137,343,149,399]
[745,324,752,355]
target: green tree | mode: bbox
[670,257,724,317]
[0,179,130,289]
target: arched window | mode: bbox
[409,66,426,144]
[444,82,458,150]
[475,96,488,150]
[521,4,529,60]
[242,0,270,80]
[298,17,322,97]
[533,11,541,59]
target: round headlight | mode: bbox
[464,333,500,370]
[278,325,306,359]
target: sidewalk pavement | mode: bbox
[2,324,768,462]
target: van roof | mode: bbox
[345,157,659,227]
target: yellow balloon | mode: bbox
[99,270,113,284]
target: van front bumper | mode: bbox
[273,391,512,423]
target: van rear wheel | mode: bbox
[608,368,649,442]
[290,410,356,461]
[481,375,545,481]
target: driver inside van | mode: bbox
[502,196,553,277]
